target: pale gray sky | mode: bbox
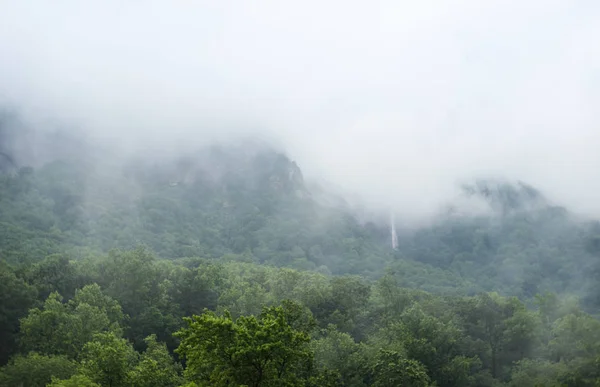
[1,1,599,217]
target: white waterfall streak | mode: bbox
[390,210,398,250]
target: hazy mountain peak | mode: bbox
[458,178,546,214]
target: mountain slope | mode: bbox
[0,129,598,311]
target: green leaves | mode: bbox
[19,285,124,359]
[0,262,36,364]
[79,332,138,387]
[311,325,368,386]
[549,314,600,362]
[509,359,569,387]
[127,335,183,387]
[372,350,431,387]
[176,303,314,386]
[48,374,101,387]
[0,352,77,387]
[45,333,182,387]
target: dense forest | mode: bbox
[1,124,600,386]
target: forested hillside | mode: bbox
[1,126,600,386]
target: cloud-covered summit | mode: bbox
[1,1,599,218]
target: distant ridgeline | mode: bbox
[461,178,547,214]
[0,125,599,311]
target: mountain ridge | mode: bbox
[0,124,599,310]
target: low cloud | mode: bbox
[1,0,599,218]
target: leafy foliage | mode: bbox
[0,262,36,364]
[19,285,123,359]
[1,136,600,385]
[0,352,77,387]
[176,303,313,386]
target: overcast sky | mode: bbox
[1,1,599,217]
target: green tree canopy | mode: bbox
[0,352,77,387]
[19,284,124,359]
[176,302,314,387]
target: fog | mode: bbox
[1,1,600,218]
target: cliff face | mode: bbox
[126,141,311,201]
[262,157,310,199]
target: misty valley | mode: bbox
[0,123,599,387]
